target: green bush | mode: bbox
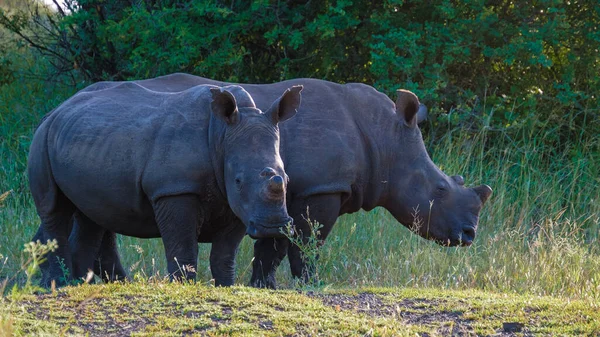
[1,1,598,141]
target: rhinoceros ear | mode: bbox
[396,89,423,127]
[416,104,428,124]
[210,87,239,125]
[266,85,303,124]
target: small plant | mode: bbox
[410,204,424,234]
[282,209,324,289]
[21,239,58,293]
[56,256,70,285]
[173,257,196,283]
[409,200,441,245]
[128,244,145,276]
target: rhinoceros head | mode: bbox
[210,85,302,239]
[385,89,492,246]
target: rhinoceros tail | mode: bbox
[28,114,73,218]
[28,108,79,287]
[35,108,57,130]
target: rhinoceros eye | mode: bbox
[436,181,449,196]
[235,176,243,190]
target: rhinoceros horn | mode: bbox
[473,185,493,204]
[268,175,285,194]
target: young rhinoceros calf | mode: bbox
[28,81,302,287]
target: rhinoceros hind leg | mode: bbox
[93,231,128,283]
[34,194,76,288]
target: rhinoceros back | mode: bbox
[35,82,216,235]
[136,74,377,206]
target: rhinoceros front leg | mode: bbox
[250,238,289,289]
[250,194,341,289]
[153,194,202,282]
[209,220,246,287]
[287,194,340,285]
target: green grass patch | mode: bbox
[1,283,599,336]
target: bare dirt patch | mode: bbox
[310,292,530,336]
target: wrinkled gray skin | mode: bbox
[71,74,492,288]
[28,81,302,287]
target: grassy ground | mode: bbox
[1,282,599,336]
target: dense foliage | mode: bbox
[1,0,599,139]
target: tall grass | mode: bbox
[1,47,599,301]
[0,44,78,284]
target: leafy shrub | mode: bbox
[1,0,598,140]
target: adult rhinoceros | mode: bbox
[28,81,302,287]
[70,74,492,289]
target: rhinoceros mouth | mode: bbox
[246,218,293,239]
[457,238,473,247]
[433,237,471,247]
[434,225,476,247]
[426,224,475,247]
